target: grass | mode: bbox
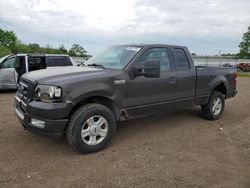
[238,72,250,78]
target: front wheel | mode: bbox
[201,91,225,120]
[66,103,116,153]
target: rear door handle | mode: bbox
[168,76,177,84]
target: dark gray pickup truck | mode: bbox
[15,44,237,153]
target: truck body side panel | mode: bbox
[195,66,237,105]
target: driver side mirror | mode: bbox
[133,60,160,78]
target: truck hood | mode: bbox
[22,66,106,85]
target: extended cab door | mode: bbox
[0,56,17,89]
[27,56,46,72]
[171,47,196,108]
[126,47,177,116]
[15,55,27,83]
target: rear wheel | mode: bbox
[66,103,116,153]
[201,91,225,120]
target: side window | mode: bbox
[136,48,171,72]
[28,57,46,71]
[46,56,72,67]
[28,57,42,67]
[1,58,15,69]
[173,48,190,71]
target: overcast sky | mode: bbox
[0,0,250,55]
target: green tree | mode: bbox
[69,44,87,57]
[0,27,91,57]
[239,26,250,58]
[0,46,11,57]
[14,43,32,53]
[59,44,67,53]
[0,28,17,51]
[28,43,41,53]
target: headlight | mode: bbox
[34,85,62,102]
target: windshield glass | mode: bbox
[84,46,141,70]
[0,55,11,63]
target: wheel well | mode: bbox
[213,83,226,97]
[68,96,120,122]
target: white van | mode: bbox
[0,54,77,89]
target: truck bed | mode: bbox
[195,66,237,104]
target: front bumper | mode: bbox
[15,94,71,137]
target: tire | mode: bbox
[66,103,116,153]
[201,91,225,120]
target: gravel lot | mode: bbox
[0,78,250,188]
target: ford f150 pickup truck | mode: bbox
[15,44,237,153]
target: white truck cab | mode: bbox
[0,54,77,89]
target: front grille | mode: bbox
[18,78,37,102]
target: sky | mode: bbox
[0,0,250,55]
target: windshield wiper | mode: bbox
[85,63,105,69]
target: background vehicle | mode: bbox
[237,63,250,72]
[73,56,92,66]
[15,44,237,153]
[0,54,76,89]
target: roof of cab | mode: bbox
[117,43,187,49]
[11,53,69,57]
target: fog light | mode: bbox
[31,118,45,129]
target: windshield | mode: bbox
[0,55,11,63]
[84,46,141,70]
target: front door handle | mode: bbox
[168,76,177,84]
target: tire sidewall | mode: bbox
[208,92,225,120]
[68,104,116,153]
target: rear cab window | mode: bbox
[173,48,190,71]
[46,56,72,67]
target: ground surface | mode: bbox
[0,78,250,188]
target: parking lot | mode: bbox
[0,78,250,187]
